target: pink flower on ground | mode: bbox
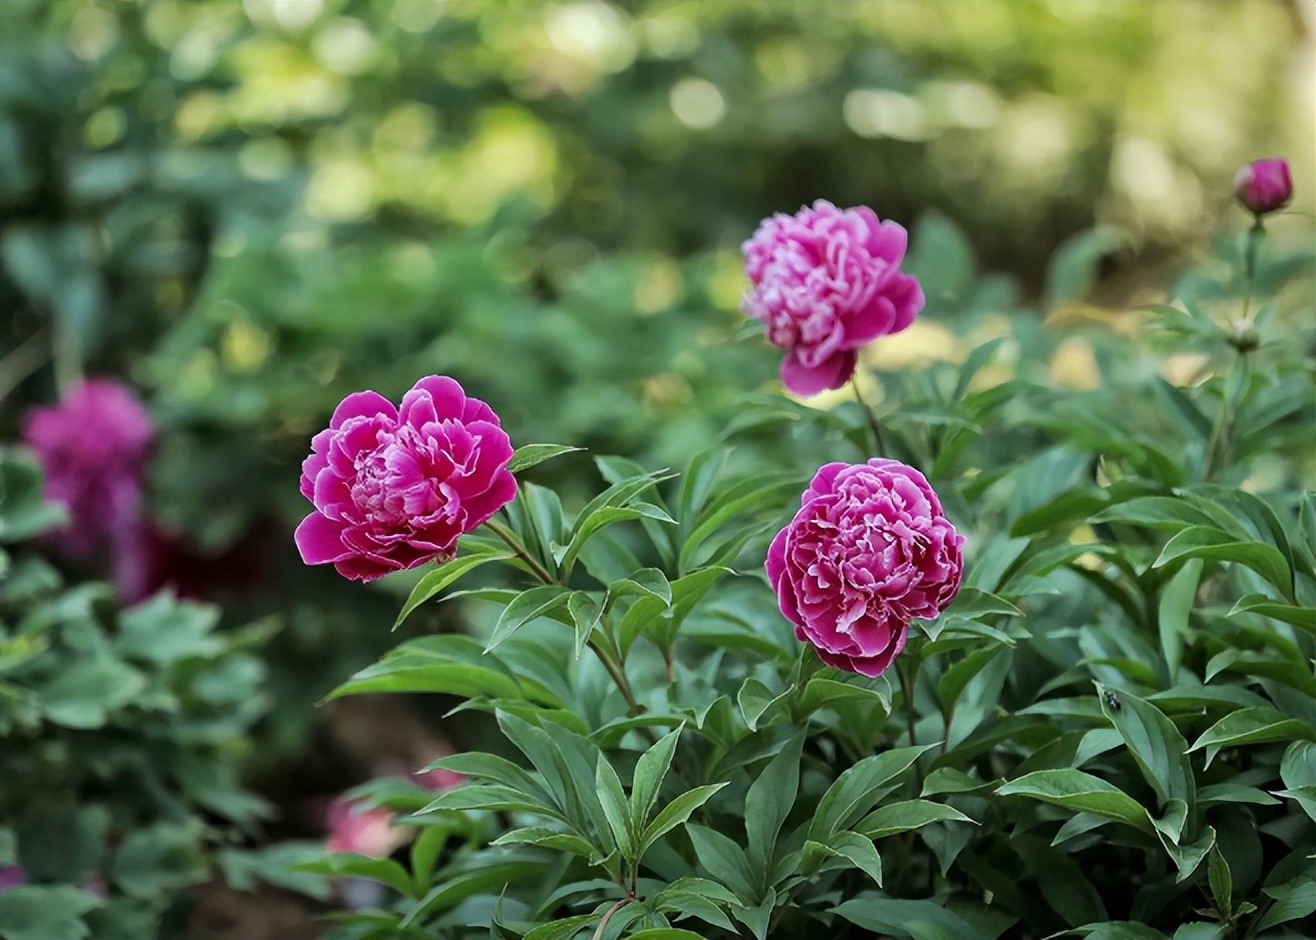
[1233,159,1292,217]
[295,376,517,582]
[766,459,964,677]
[22,379,153,559]
[325,798,405,857]
[742,200,924,396]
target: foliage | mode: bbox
[303,199,1315,938]
[0,450,292,940]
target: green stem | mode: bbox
[850,374,886,457]
[486,517,641,715]
[898,655,919,751]
[486,518,557,586]
[592,896,632,940]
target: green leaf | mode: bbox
[638,784,727,858]
[743,730,805,879]
[997,770,1155,835]
[608,568,672,606]
[327,635,531,703]
[630,726,683,832]
[507,444,584,474]
[737,677,787,732]
[1157,559,1200,685]
[855,800,975,839]
[833,894,984,940]
[1227,594,1316,634]
[393,545,516,629]
[295,852,416,898]
[1256,876,1316,932]
[490,826,600,861]
[809,745,935,841]
[595,758,635,862]
[567,591,604,660]
[38,657,145,729]
[486,585,573,652]
[686,823,755,901]
[0,886,96,940]
[625,931,709,940]
[937,645,1011,715]
[1089,497,1220,533]
[1189,707,1316,766]
[815,831,884,886]
[1098,687,1195,823]
[1152,527,1293,601]
[1280,741,1316,822]
[1207,847,1231,917]
[111,824,207,899]
[1046,225,1127,303]
[558,467,676,576]
[401,858,548,927]
[523,913,598,940]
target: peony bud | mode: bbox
[1233,159,1292,217]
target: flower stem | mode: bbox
[486,518,557,586]
[485,517,641,715]
[897,654,924,788]
[850,374,886,456]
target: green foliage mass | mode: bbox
[0,451,310,940]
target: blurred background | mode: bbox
[0,0,1312,935]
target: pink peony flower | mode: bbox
[22,379,153,559]
[742,200,924,396]
[766,459,963,677]
[295,376,517,582]
[1233,158,1292,217]
[325,797,405,857]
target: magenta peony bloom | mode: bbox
[22,379,153,559]
[767,459,963,677]
[295,376,517,582]
[742,200,924,396]
[1233,158,1292,217]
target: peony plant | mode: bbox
[291,172,1315,940]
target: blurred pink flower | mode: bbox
[22,379,153,559]
[325,797,405,857]
[414,765,465,792]
[0,865,24,892]
[742,200,924,395]
[295,376,517,582]
[1233,158,1292,217]
[767,459,963,677]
